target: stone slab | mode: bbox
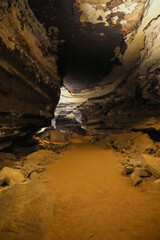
[142,154,160,178]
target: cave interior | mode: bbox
[0,0,160,239]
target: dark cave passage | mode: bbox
[28,0,126,92]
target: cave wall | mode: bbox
[0,0,60,147]
[55,0,160,134]
[136,14,160,104]
[78,0,160,134]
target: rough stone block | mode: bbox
[0,167,25,187]
[134,167,150,177]
[124,165,134,174]
[142,154,160,178]
[50,130,67,142]
[130,173,142,186]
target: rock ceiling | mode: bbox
[29,0,147,91]
[75,0,146,33]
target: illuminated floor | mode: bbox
[43,144,160,240]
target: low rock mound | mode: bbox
[98,131,157,154]
[0,181,54,240]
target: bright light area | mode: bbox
[37,127,49,134]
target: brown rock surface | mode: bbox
[98,131,157,154]
[130,172,142,186]
[0,180,54,240]
[12,149,59,178]
[134,167,150,177]
[0,0,60,146]
[152,179,160,191]
[142,154,160,178]
[50,130,68,143]
[0,152,17,170]
[0,167,25,187]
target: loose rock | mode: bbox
[124,164,134,174]
[142,154,160,178]
[134,167,150,177]
[130,173,142,186]
[29,171,40,180]
[50,130,68,142]
[0,167,25,187]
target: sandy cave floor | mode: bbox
[42,143,160,240]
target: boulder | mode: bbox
[29,171,40,180]
[134,133,157,154]
[0,167,25,187]
[25,149,59,165]
[142,154,160,178]
[134,167,150,177]
[121,169,127,176]
[0,181,54,240]
[121,164,134,176]
[50,130,67,142]
[125,165,134,174]
[98,132,157,154]
[13,149,59,177]
[22,162,46,177]
[130,173,142,186]
[127,155,144,168]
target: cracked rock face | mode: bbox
[0,0,60,147]
[137,15,160,104]
[75,0,146,33]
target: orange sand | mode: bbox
[43,143,160,240]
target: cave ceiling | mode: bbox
[28,0,146,91]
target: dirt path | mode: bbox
[43,143,160,240]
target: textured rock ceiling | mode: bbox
[29,0,146,91]
[75,0,145,32]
